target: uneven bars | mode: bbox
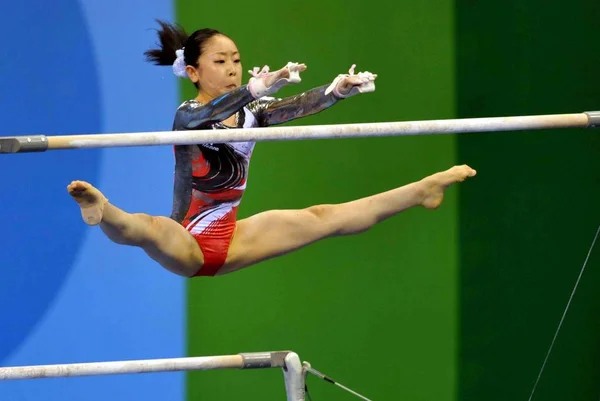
[1,111,598,154]
[0,351,292,380]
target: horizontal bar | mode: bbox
[0,351,292,380]
[0,111,597,154]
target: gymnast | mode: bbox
[67,20,476,277]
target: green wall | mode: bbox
[177,0,600,400]
[456,1,600,400]
[178,0,458,400]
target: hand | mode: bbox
[325,64,377,98]
[248,62,307,98]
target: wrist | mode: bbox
[248,76,268,99]
[325,75,348,99]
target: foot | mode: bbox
[67,181,108,225]
[420,165,477,209]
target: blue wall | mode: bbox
[0,1,184,400]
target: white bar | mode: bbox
[283,353,305,401]
[44,112,595,150]
[0,355,244,380]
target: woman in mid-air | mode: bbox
[67,20,476,278]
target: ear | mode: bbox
[185,65,199,83]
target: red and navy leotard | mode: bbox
[170,84,340,276]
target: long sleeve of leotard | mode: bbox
[170,144,194,223]
[173,85,256,130]
[248,85,341,127]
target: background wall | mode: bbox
[456,1,600,399]
[179,0,459,400]
[0,1,185,400]
[0,0,598,400]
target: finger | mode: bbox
[289,62,307,70]
[346,76,365,86]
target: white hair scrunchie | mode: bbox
[172,48,188,78]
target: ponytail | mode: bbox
[144,19,188,66]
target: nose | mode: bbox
[227,61,237,76]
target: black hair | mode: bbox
[144,19,225,87]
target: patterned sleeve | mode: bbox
[247,85,342,127]
[173,85,255,130]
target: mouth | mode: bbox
[226,84,237,89]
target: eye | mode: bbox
[215,60,225,64]
[234,59,241,63]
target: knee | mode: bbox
[139,214,166,245]
[306,203,374,236]
[304,204,343,236]
[305,204,335,221]
[115,213,159,246]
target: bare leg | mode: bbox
[67,181,204,277]
[220,165,476,275]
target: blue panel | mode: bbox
[0,0,102,362]
[0,0,184,400]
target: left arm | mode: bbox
[252,64,377,126]
[252,85,340,126]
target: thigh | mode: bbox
[221,205,334,275]
[142,215,205,277]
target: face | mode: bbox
[186,34,242,98]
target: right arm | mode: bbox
[173,86,255,130]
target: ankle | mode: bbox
[413,180,428,206]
